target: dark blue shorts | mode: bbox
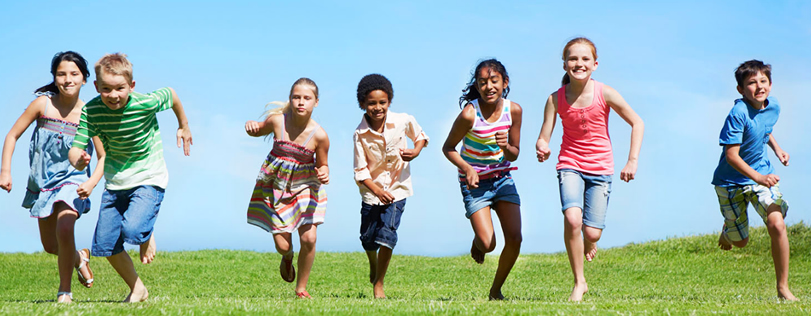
[92,185,164,257]
[359,199,405,251]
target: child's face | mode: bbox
[737,71,771,107]
[54,61,85,97]
[289,84,318,117]
[475,67,508,105]
[95,71,134,110]
[563,44,598,82]
[363,90,390,125]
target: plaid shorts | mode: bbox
[715,183,788,242]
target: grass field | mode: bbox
[1,224,810,315]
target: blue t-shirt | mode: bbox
[712,97,779,187]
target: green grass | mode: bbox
[1,224,810,315]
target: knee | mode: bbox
[300,234,317,249]
[564,215,582,231]
[42,243,58,255]
[583,229,602,243]
[478,236,496,253]
[55,221,74,242]
[504,231,523,246]
[767,220,787,237]
[732,238,749,248]
[275,243,292,255]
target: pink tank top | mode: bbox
[556,80,613,175]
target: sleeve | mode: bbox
[405,114,429,145]
[353,132,372,182]
[71,107,97,151]
[151,87,174,113]
[719,108,744,146]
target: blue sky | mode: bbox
[1,1,809,257]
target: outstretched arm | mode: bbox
[768,134,789,166]
[535,94,557,163]
[0,97,44,192]
[169,88,192,156]
[77,136,106,199]
[604,85,644,182]
[245,113,279,138]
[442,106,478,188]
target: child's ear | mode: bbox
[94,80,99,93]
[130,80,136,90]
[736,85,743,95]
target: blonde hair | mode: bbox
[561,37,598,86]
[95,53,133,83]
[263,77,319,117]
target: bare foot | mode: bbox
[584,239,597,262]
[373,283,386,299]
[569,282,588,302]
[471,240,485,264]
[56,293,72,303]
[140,235,156,264]
[778,288,799,301]
[488,289,505,301]
[123,282,149,303]
[718,231,732,251]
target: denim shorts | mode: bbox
[92,185,164,257]
[715,183,788,242]
[460,172,521,219]
[558,169,612,229]
[360,199,406,251]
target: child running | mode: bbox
[68,53,193,303]
[442,59,523,300]
[245,78,330,299]
[0,51,104,303]
[535,37,644,301]
[712,60,797,301]
[353,74,428,298]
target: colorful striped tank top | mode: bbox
[459,99,517,180]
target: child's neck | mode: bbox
[286,113,311,135]
[365,114,386,133]
[566,78,591,95]
[53,93,80,109]
[744,97,768,110]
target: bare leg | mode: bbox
[273,233,295,282]
[765,207,797,301]
[107,251,148,302]
[365,250,378,284]
[140,234,156,264]
[469,206,496,264]
[563,207,588,301]
[583,226,602,262]
[295,224,317,295]
[39,203,86,303]
[373,246,392,299]
[488,201,521,300]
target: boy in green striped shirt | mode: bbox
[69,53,192,303]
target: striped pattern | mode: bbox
[459,99,516,179]
[38,116,78,136]
[248,140,326,234]
[72,88,173,190]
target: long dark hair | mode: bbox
[459,58,510,108]
[34,51,90,94]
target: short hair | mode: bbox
[356,74,393,109]
[95,53,133,83]
[735,60,771,88]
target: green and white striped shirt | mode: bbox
[73,88,173,190]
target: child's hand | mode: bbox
[400,148,421,162]
[495,131,509,148]
[775,149,790,166]
[316,165,329,184]
[374,188,396,204]
[77,181,95,199]
[0,172,11,192]
[177,125,193,156]
[536,145,551,163]
[620,160,638,182]
[756,174,780,188]
[245,120,262,137]
[75,151,91,171]
[464,167,479,189]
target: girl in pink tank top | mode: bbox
[535,38,645,302]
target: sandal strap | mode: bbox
[57,291,73,298]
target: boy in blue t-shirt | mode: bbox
[711,60,796,301]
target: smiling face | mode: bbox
[563,43,598,83]
[475,67,508,105]
[95,70,134,110]
[363,89,390,126]
[737,71,771,108]
[54,61,86,97]
[289,84,319,117]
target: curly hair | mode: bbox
[356,74,393,109]
[459,59,510,108]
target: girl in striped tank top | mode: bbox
[535,37,644,301]
[442,59,523,300]
[245,78,330,299]
[0,52,104,303]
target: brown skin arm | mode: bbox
[442,105,479,188]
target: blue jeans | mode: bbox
[92,185,164,257]
[460,173,521,218]
[360,199,406,251]
[558,169,611,229]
